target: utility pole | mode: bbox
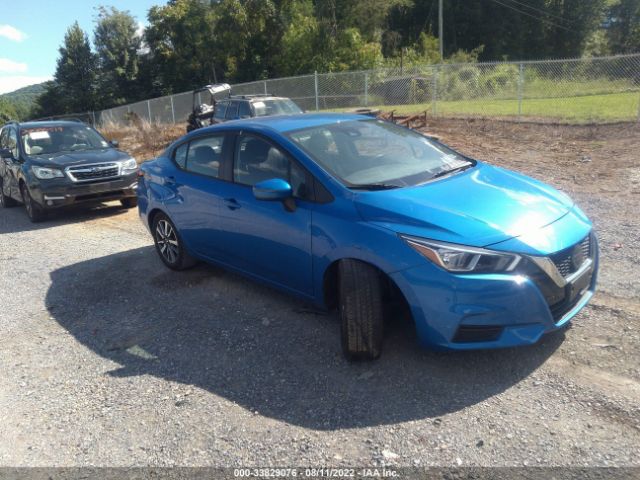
[438,0,444,60]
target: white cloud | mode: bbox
[0,25,27,42]
[0,76,52,95]
[136,21,145,38]
[0,58,27,73]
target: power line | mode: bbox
[487,0,575,32]
[499,0,577,26]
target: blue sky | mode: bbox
[0,0,160,94]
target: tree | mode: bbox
[607,0,640,53]
[50,23,97,113]
[94,7,142,107]
[144,0,217,93]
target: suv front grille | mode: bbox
[549,234,591,278]
[67,163,120,182]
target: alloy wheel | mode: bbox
[155,219,179,264]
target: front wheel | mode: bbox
[339,259,385,360]
[20,183,46,222]
[152,213,197,270]
[120,197,138,209]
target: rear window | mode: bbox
[252,99,302,117]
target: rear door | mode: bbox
[225,101,240,121]
[2,126,21,199]
[162,132,231,259]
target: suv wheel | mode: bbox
[152,213,197,270]
[338,259,385,360]
[0,177,18,208]
[20,183,46,222]
[120,197,138,209]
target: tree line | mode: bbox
[27,0,640,118]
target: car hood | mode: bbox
[29,148,130,167]
[354,163,574,247]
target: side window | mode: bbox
[225,101,239,120]
[214,102,227,120]
[173,143,188,169]
[238,101,251,118]
[7,128,18,158]
[185,135,224,178]
[0,128,6,149]
[233,135,308,198]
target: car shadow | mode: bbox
[0,202,131,235]
[46,246,564,430]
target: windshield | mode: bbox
[253,99,303,117]
[287,119,473,188]
[20,125,110,156]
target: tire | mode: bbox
[20,183,46,223]
[338,259,385,360]
[0,177,18,208]
[120,197,138,209]
[152,212,197,270]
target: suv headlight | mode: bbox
[401,235,521,273]
[32,166,64,180]
[121,158,138,171]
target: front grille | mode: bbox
[549,234,591,278]
[67,163,120,182]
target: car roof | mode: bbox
[11,120,88,130]
[211,113,370,134]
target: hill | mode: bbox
[0,82,47,120]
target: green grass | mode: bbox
[366,91,640,123]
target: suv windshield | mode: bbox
[288,119,473,188]
[253,99,303,117]
[20,125,110,156]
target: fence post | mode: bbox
[432,65,439,116]
[147,100,152,123]
[364,72,369,107]
[91,111,96,126]
[517,63,524,120]
[637,91,640,123]
[314,71,319,111]
[170,95,176,124]
[263,81,268,95]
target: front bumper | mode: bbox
[390,238,599,350]
[29,172,138,209]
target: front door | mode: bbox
[212,133,314,297]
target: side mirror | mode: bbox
[0,148,13,159]
[110,140,119,148]
[253,178,292,201]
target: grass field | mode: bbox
[366,91,640,123]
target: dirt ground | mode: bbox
[1,118,638,471]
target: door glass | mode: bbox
[234,135,308,198]
[7,129,18,158]
[214,102,227,120]
[238,101,251,118]
[185,135,224,177]
[225,101,239,120]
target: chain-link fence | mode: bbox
[74,54,640,127]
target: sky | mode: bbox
[0,0,161,95]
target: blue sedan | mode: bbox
[137,113,598,359]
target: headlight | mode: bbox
[121,158,138,171]
[401,235,521,273]
[32,166,64,180]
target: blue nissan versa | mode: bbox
[138,113,598,360]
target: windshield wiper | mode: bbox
[430,163,474,180]
[349,183,401,191]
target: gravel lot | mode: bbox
[0,119,638,469]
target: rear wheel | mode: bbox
[339,259,385,360]
[152,212,197,270]
[0,177,18,208]
[20,183,46,222]
[120,197,138,209]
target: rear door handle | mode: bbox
[164,176,177,186]
[224,198,241,210]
